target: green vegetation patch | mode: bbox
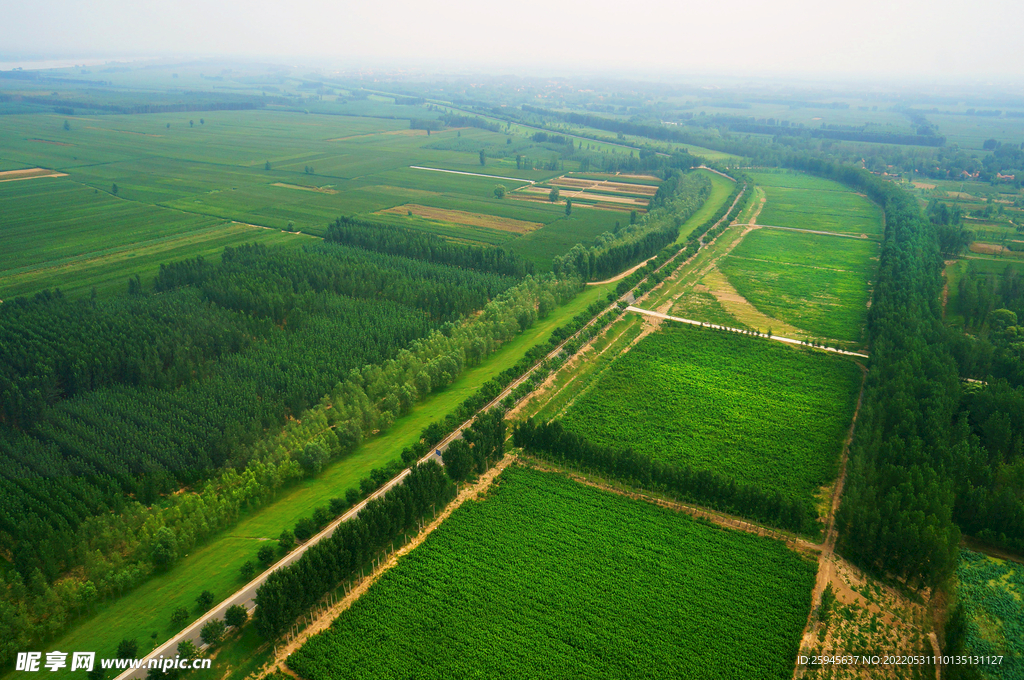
[510,210,625,271]
[749,171,884,237]
[720,228,878,343]
[675,169,735,243]
[562,326,861,505]
[956,550,1024,674]
[288,466,816,680]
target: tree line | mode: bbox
[254,461,455,638]
[324,216,534,278]
[512,419,816,534]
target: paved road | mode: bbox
[625,306,870,358]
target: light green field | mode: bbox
[289,466,816,680]
[748,171,884,238]
[955,550,1024,676]
[676,168,735,242]
[30,281,614,679]
[0,178,317,298]
[720,228,879,343]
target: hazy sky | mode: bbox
[3,0,1022,80]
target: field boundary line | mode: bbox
[792,366,868,679]
[757,224,878,240]
[624,306,869,358]
[522,458,819,552]
[586,255,657,285]
[408,166,535,184]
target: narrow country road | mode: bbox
[624,306,869,358]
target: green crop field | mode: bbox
[719,228,879,343]
[956,550,1024,677]
[561,326,862,507]
[676,169,735,242]
[748,171,884,238]
[0,178,315,298]
[510,209,626,271]
[288,466,816,680]
[0,110,636,298]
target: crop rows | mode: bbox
[956,550,1024,677]
[561,326,862,506]
[289,466,817,680]
[719,228,878,343]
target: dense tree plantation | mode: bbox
[323,217,535,278]
[0,229,580,662]
[287,466,816,680]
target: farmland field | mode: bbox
[956,550,1024,677]
[0,110,626,299]
[676,169,735,242]
[561,325,862,507]
[748,170,884,238]
[719,228,879,343]
[288,466,817,680]
[0,178,316,297]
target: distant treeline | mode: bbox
[440,112,501,132]
[0,92,269,115]
[728,121,945,147]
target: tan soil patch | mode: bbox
[614,173,662,181]
[970,242,1024,257]
[912,181,936,190]
[377,204,542,234]
[520,185,649,206]
[700,266,807,338]
[794,556,936,680]
[29,139,74,147]
[84,126,162,137]
[549,177,658,196]
[326,129,428,142]
[271,182,338,195]
[0,167,68,182]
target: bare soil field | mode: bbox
[793,556,936,680]
[0,167,68,182]
[29,138,75,146]
[377,203,543,233]
[549,177,658,196]
[518,185,649,208]
[271,182,339,194]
